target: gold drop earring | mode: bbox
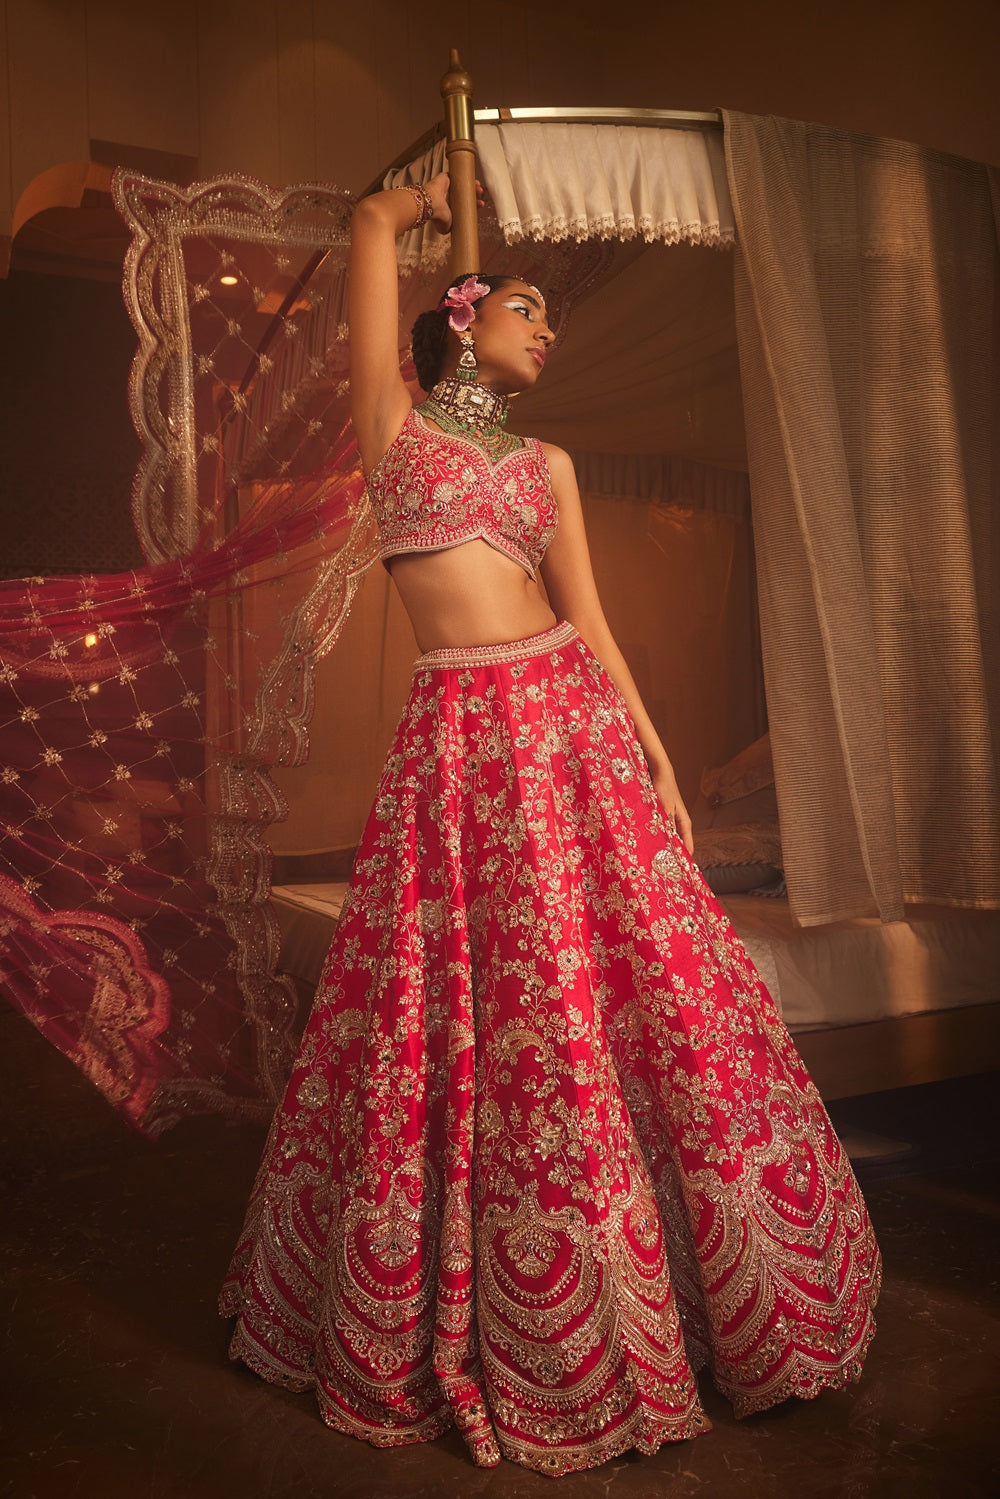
[457,331,479,382]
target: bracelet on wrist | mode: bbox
[392,182,434,229]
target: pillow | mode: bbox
[702,862,783,896]
[691,732,777,831]
[693,821,783,896]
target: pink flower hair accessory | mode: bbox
[437,278,492,333]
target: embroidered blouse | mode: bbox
[365,408,558,577]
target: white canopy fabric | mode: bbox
[477,121,733,249]
[387,121,734,272]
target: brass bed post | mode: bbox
[441,49,480,276]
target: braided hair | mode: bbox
[410,272,514,391]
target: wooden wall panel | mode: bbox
[1,0,999,250]
[312,5,380,194]
[405,1,472,130]
[596,2,1000,167]
[196,0,280,183]
[0,270,141,577]
[276,0,317,183]
[85,0,199,159]
[522,11,613,106]
[371,0,416,181]
[0,1,12,264]
[465,4,529,111]
[6,0,88,202]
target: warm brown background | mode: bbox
[2,0,999,267]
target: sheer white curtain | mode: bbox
[725,111,1000,925]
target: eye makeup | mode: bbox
[501,294,547,323]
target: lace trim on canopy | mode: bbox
[477,122,734,248]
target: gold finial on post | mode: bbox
[441,48,479,276]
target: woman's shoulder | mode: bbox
[536,440,575,484]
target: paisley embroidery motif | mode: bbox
[220,622,880,1476]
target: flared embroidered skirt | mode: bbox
[220,621,881,1477]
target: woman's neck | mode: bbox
[421,373,511,437]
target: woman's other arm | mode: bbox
[539,444,694,854]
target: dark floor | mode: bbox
[1,1003,998,1499]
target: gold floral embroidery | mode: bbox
[368,409,557,578]
[221,623,880,1476]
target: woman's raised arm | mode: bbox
[348,173,452,471]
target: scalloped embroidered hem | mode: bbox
[499,1399,713,1477]
[725,1302,881,1419]
[223,1310,882,1477]
[225,1320,714,1477]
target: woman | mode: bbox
[220,173,881,1477]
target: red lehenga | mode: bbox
[220,619,881,1477]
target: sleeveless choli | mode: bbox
[220,430,881,1477]
[366,407,558,576]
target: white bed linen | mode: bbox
[720,896,1000,1030]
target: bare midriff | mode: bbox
[387,540,557,654]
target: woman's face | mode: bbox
[460,281,554,393]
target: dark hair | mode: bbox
[410,272,514,391]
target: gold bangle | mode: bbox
[393,181,434,229]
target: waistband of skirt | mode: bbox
[414,619,580,672]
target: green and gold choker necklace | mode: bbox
[418,375,524,461]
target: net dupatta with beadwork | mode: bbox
[0,150,624,1135]
[0,172,377,1134]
